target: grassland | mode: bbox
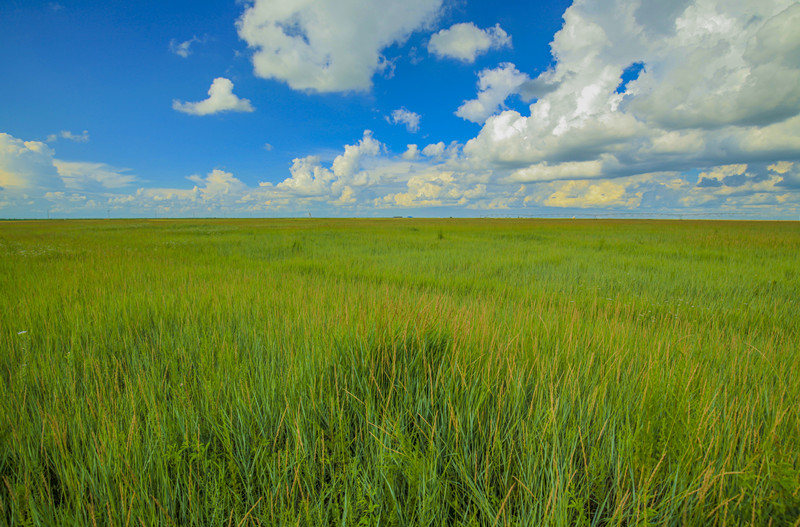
[1,218,799,526]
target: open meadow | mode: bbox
[1,218,799,525]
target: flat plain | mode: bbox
[1,218,799,525]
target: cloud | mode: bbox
[693,164,748,187]
[0,132,137,193]
[334,185,357,205]
[428,23,511,62]
[769,161,793,175]
[462,0,800,182]
[44,191,87,203]
[0,133,61,191]
[169,36,204,58]
[0,132,142,217]
[275,130,383,198]
[275,156,334,197]
[456,63,531,123]
[402,144,420,160]
[421,142,445,158]
[54,161,137,189]
[172,78,254,116]
[508,160,605,182]
[675,164,789,208]
[628,2,800,130]
[544,180,642,208]
[133,169,249,213]
[376,167,488,208]
[332,130,382,181]
[237,0,443,93]
[389,108,421,133]
[187,169,247,200]
[5,123,798,218]
[380,171,454,207]
[46,130,89,143]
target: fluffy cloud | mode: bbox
[0,134,61,191]
[332,131,382,181]
[272,130,383,199]
[173,78,255,116]
[456,63,531,123]
[389,108,421,133]
[237,0,443,93]
[378,170,487,208]
[462,0,800,187]
[421,142,445,158]
[274,156,334,197]
[628,2,800,130]
[380,171,454,207]
[428,23,511,62]
[188,169,247,201]
[402,144,420,160]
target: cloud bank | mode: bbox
[3,0,800,219]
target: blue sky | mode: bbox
[2,0,799,219]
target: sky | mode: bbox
[1,0,800,219]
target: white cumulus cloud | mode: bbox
[237,0,444,93]
[173,78,255,116]
[389,108,421,133]
[421,142,445,158]
[275,131,383,197]
[456,63,531,123]
[428,23,511,62]
[187,169,247,201]
[463,0,800,183]
[0,133,61,191]
[402,144,420,160]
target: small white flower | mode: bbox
[17,331,27,335]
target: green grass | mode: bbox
[1,218,799,525]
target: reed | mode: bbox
[1,218,798,525]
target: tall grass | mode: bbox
[1,218,798,525]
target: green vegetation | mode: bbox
[1,218,799,525]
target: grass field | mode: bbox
[1,218,799,525]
